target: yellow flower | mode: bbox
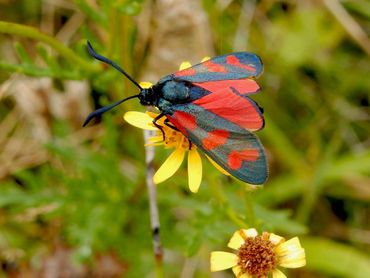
[124,107,228,193]
[123,59,229,193]
[210,228,306,278]
[124,108,200,192]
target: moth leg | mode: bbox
[152,113,166,141]
[164,118,179,131]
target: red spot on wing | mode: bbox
[167,111,197,136]
[192,88,263,131]
[227,149,259,170]
[194,79,259,95]
[203,60,227,73]
[175,67,196,77]
[226,55,255,72]
[202,129,229,151]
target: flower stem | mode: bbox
[208,176,247,228]
[0,21,101,74]
[144,130,164,277]
[244,191,256,227]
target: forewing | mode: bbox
[166,103,267,185]
[159,52,263,83]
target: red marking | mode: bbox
[202,129,229,150]
[168,111,197,136]
[203,60,227,73]
[192,88,263,131]
[226,55,255,72]
[227,149,259,170]
[194,79,259,95]
[175,67,196,77]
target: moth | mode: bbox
[84,42,267,184]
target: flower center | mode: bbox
[237,233,278,277]
[161,129,192,150]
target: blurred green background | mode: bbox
[0,0,369,277]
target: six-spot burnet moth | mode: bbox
[84,41,267,184]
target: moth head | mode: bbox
[138,87,156,106]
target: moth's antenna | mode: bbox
[83,41,143,127]
[87,41,143,90]
[83,94,140,127]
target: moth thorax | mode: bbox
[162,81,189,102]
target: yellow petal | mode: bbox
[244,228,258,237]
[148,135,164,143]
[269,233,285,246]
[228,228,258,250]
[123,111,157,130]
[146,111,160,118]
[206,155,230,176]
[139,81,153,88]
[232,266,252,278]
[201,56,211,62]
[210,251,238,272]
[272,269,287,278]
[187,148,202,193]
[279,249,306,268]
[144,142,164,147]
[179,61,192,70]
[153,148,185,184]
[275,237,302,256]
[228,230,245,250]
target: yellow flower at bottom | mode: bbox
[210,228,306,278]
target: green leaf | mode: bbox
[326,151,370,180]
[0,187,29,207]
[14,42,32,64]
[254,204,308,235]
[254,175,305,206]
[116,1,142,16]
[302,237,370,278]
[37,44,60,71]
[74,0,107,27]
[344,0,370,20]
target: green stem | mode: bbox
[0,21,101,74]
[244,191,256,227]
[208,177,248,228]
[226,206,248,228]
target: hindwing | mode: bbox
[166,102,267,185]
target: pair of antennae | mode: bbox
[83,41,142,127]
